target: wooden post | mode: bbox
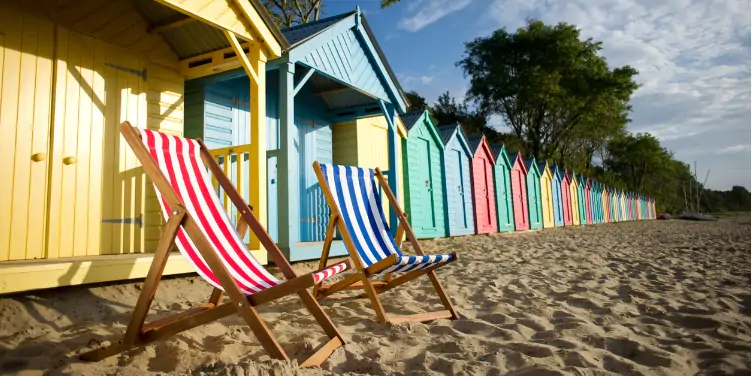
[278,62,297,257]
[248,44,267,251]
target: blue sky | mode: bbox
[322,0,750,190]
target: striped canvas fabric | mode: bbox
[319,163,454,273]
[141,129,346,295]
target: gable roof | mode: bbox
[492,145,512,167]
[524,157,540,175]
[402,110,444,148]
[506,151,527,173]
[280,9,407,112]
[437,124,472,156]
[467,137,482,153]
[537,161,550,176]
[281,12,354,46]
[400,110,425,131]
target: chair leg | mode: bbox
[117,211,184,347]
[297,290,345,343]
[358,273,388,323]
[426,271,460,319]
[232,297,289,361]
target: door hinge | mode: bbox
[105,63,147,81]
[101,216,143,228]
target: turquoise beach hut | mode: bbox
[492,146,515,232]
[438,124,475,236]
[401,109,446,238]
[187,9,408,261]
[524,157,543,230]
[551,165,565,227]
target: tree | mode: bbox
[263,0,405,28]
[457,20,638,166]
[405,90,428,112]
[262,0,323,28]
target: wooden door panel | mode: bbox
[0,6,55,260]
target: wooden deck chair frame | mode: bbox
[80,122,349,367]
[310,161,460,324]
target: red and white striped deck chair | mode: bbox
[80,122,351,367]
[310,162,459,324]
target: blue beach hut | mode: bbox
[185,8,408,261]
[551,165,565,227]
[437,124,475,236]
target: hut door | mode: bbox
[450,149,469,230]
[299,118,332,242]
[418,139,436,230]
[47,30,151,258]
[480,158,494,229]
[496,165,512,228]
[267,153,278,242]
[0,9,55,261]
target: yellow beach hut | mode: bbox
[0,0,285,294]
[537,161,554,228]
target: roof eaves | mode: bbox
[360,14,408,107]
[248,0,291,50]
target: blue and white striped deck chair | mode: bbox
[311,161,459,324]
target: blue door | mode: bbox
[267,152,278,242]
[298,118,332,242]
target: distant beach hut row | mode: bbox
[400,109,656,238]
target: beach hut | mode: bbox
[559,167,573,226]
[0,0,286,294]
[551,165,565,227]
[569,171,582,226]
[468,136,498,234]
[438,124,475,236]
[537,161,555,228]
[591,181,600,224]
[401,110,446,238]
[524,158,544,230]
[188,9,409,261]
[581,175,593,225]
[629,192,637,220]
[651,197,656,219]
[602,185,609,223]
[508,152,530,231]
[492,146,516,232]
[599,184,605,223]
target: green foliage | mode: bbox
[380,0,401,7]
[405,91,428,112]
[457,20,638,169]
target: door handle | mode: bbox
[31,153,46,162]
[63,156,77,165]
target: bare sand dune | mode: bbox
[0,216,749,375]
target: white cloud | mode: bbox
[482,0,751,189]
[398,0,473,32]
[717,144,751,154]
[400,74,435,85]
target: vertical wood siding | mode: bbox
[443,138,474,236]
[0,8,55,261]
[404,120,446,238]
[0,5,184,261]
[540,168,554,228]
[510,162,529,231]
[494,163,515,232]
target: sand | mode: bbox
[0,215,749,375]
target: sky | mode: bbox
[322,0,751,191]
